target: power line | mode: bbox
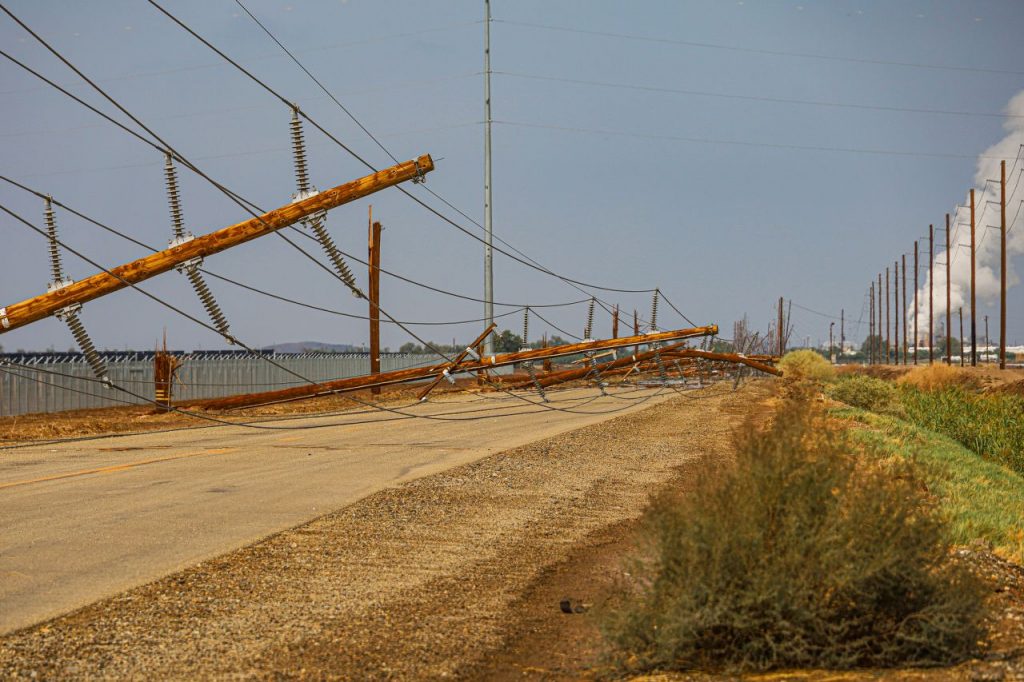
[147,0,672,304]
[493,70,1022,120]
[493,119,1015,161]
[492,18,1024,77]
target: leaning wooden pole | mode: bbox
[0,155,434,334]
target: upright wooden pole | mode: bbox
[1000,160,1007,370]
[959,307,965,367]
[877,274,883,364]
[929,225,934,365]
[869,283,875,365]
[945,213,952,365]
[893,262,899,364]
[612,304,619,339]
[913,241,919,365]
[840,308,844,363]
[367,207,382,395]
[901,254,907,365]
[885,267,891,364]
[778,296,785,357]
[970,189,977,366]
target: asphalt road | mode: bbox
[0,385,670,634]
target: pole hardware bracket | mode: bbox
[54,302,82,322]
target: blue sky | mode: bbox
[1,0,1022,352]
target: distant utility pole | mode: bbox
[840,308,845,363]
[984,314,990,363]
[893,261,900,365]
[482,0,495,356]
[829,322,835,364]
[869,284,875,364]
[885,266,891,364]
[913,241,919,365]
[901,254,907,365]
[1000,160,1008,370]
[959,307,965,367]
[945,213,952,366]
[778,296,785,357]
[368,207,382,395]
[970,189,977,366]
[877,273,883,364]
[612,304,619,339]
[929,225,934,365]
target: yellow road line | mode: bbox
[0,448,238,491]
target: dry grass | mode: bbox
[896,364,979,391]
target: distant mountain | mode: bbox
[264,341,360,354]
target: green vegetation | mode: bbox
[899,387,1024,474]
[835,407,1024,562]
[777,348,834,381]
[605,392,985,674]
[827,374,897,413]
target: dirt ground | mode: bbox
[0,380,762,679]
[4,375,1024,680]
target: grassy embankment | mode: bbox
[827,366,1024,561]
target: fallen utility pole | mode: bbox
[183,325,718,411]
[416,324,496,401]
[506,345,781,390]
[0,155,434,334]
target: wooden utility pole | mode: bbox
[153,330,178,412]
[829,322,835,364]
[929,225,934,365]
[877,274,883,364]
[945,213,952,366]
[901,254,907,365]
[959,307,965,367]
[984,314,990,363]
[970,189,977,366]
[885,267,891,364]
[778,296,785,357]
[913,241,919,365]
[612,304,619,339]
[186,325,718,410]
[840,308,845,364]
[1000,160,1007,370]
[893,262,899,365]
[869,283,875,365]
[633,309,640,354]
[367,207,383,395]
[0,155,434,334]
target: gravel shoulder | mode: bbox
[0,381,769,679]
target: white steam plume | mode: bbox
[911,90,1024,345]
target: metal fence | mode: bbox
[0,350,445,417]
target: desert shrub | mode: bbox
[604,394,986,674]
[897,364,978,391]
[777,349,834,381]
[828,374,897,413]
[900,386,1024,474]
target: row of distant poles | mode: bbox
[866,160,1012,370]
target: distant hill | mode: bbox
[264,341,359,354]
